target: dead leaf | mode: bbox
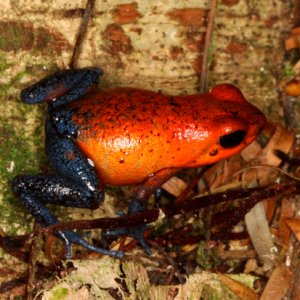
[274,198,294,248]
[241,140,262,162]
[285,218,300,242]
[162,176,187,197]
[258,124,294,166]
[217,273,257,300]
[260,264,292,300]
[245,202,277,271]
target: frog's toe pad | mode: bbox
[104,225,151,255]
[59,230,124,259]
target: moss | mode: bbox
[0,55,47,234]
[48,287,69,300]
[202,284,238,300]
[0,122,45,233]
[196,241,221,270]
[283,62,295,78]
[0,52,13,72]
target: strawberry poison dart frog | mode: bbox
[12,68,266,258]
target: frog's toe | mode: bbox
[104,225,151,255]
[58,230,124,259]
[104,199,151,254]
[58,231,72,259]
[128,225,151,255]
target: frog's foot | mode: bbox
[12,179,124,260]
[104,199,151,254]
[104,224,151,255]
[57,229,124,259]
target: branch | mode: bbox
[41,182,298,235]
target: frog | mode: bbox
[12,67,266,259]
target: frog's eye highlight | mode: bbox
[219,130,246,148]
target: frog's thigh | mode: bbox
[46,120,104,208]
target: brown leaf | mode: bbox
[162,176,187,197]
[260,264,292,300]
[241,123,295,186]
[285,218,300,242]
[274,198,294,247]
[259,124,294,166]
[217,273,257,300]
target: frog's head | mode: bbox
[192,84,266,165]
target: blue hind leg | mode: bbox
[12,123,124,259]
[12,185,122,259]
[12,130,123,259]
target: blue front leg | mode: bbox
[21,67,103,109]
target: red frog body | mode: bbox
[70,85,265,186]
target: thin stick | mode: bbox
[293,0,300,27]
[146,240,185,285]
[69,0,96,69]
[41,183,297,234]
[26,223,39,300]
[199,0,218,92]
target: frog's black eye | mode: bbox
[219,130,246,148]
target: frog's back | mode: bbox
[69,86,265,185]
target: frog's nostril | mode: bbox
[219,130,246,148]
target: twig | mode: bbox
[274,149,300,167]
[199,0,218,92]
[0,235,29,262]
[69,0,96,68]
[26,223,39,300]
[278,91,298,130]
[146,240,185,285]
[0,273,27,298]
[293,0,300,28]
[290,236,300,299]
[175,165,213,203]
[41,183,298,235]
